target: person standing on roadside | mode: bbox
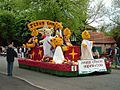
[114,43,120,68]
[6,41,17,76]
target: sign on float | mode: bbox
[78,59,107,74]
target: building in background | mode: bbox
[86,25,116,54]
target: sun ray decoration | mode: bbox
[69,49,78,60]
[38,50,42,56]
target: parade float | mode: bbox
[18,20,111,77]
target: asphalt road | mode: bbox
[0,73,44,90]
[0,56,120,90]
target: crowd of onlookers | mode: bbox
[101,44,120,67]
[17,46,32,59]
[0,46,31,58]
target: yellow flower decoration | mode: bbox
[81,30,90,39]
[54,22,63,30]
[31,29,38,36]
[63,28,71,39]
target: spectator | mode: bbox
[22,46,27,58]
[106,46,113,58]
[114,43,120,68]
[18,46,22,58]
[94,49,100,59]
[6,41,17,76]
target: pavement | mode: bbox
[0,56,120,90]
[0,56,47,90]
[0,73,44,90]
[111,63,120,69]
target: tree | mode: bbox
[0,10,16,44]
[108,0,120,25]
[103,0,120,47]
[87,0,108,25]
[110,25,120,47]
[0,0,89,45]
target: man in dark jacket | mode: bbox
[6,41,17,76]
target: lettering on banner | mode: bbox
[78,59,107,74]
[82,59,104,69]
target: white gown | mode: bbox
[81,39,94,60]
[42,36,53,57]
[53,46,64,64]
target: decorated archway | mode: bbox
[27,20,63,31]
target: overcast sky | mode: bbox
[89,0,113,29]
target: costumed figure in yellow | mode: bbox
[81,30,94,60]
[63,28,72,46]
[24,29,38,48]
[54,22,63,37]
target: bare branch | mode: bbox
[87,0,108,24]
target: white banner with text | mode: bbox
[78,59,107,74]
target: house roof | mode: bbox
[88,32,116,44]
[85,25,96,31]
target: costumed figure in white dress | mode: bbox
[39,28,53,59]
[52,35,65,64]
[81,30,94,60]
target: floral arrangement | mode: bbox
[81,30,90,40]
[54,22,63,30]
